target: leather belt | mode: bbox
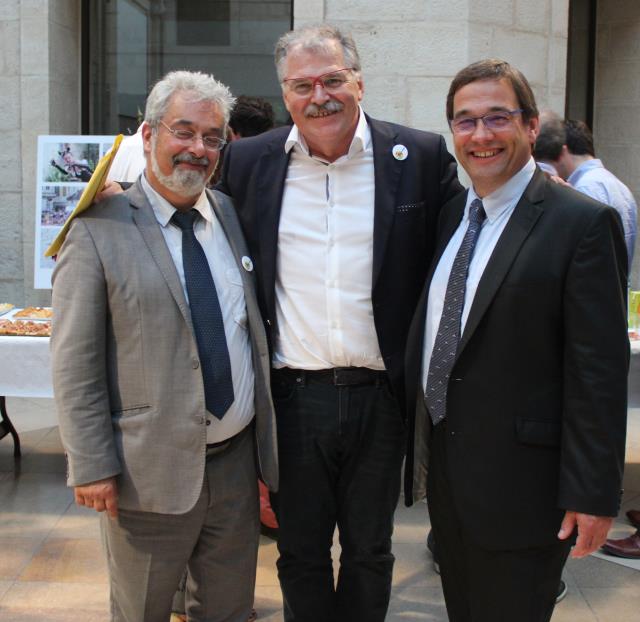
[272,367,388,387]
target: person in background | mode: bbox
[536,116,637,270]
[108,124,146,183]
[229,96,276,140]
[602,509,640,559]
[532,109,564,177]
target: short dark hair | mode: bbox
[564,119,596,157]
[534,111,566,161]
[229,96,275,138]
[446,58,539,123]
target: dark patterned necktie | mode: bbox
[171,209,234,419]
[425,198,486,425]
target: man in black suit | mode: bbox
[404,59,628,622]
[218,24,461,622]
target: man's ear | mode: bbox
[141,122,153,155]
[528,115,540,145]
[356,77,364,102]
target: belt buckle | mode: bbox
[333,368,348,386]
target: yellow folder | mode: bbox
[44,134,124,257]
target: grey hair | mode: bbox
[274,24,362,82]
[144,70,236,127]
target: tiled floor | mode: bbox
[1,394,639,621]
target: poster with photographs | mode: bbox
[34,135,115,289]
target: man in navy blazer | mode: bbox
[404,59,628,622]
[218,24,461,622]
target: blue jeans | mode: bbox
[271,369,406,622]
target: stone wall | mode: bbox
[0,1,576,302]
[0,0,80,307]
[295,0,569,159]
[594,0,640,287]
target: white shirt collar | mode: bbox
[467,157,537,223]
[140,173,212,227]
[284,105,371,160]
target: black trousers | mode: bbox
[271,370,406,622]
[427,421,572,622]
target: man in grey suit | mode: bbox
[51,70,278,622]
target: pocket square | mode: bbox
[396,201,425,213]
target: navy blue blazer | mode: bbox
[217,115,463,406]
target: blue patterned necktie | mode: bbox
[425,198,486,425]
[171,209,234,419]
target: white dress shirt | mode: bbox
[107,125,146,184]
[273,107,384,371]
[141,174,255,442]
[422,158,537,391]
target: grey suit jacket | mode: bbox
[51,179,278,514]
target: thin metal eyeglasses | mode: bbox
[449,109,525,135]
[282,68,354,96]
[159,120,227,151]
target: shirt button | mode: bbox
[206,419,211,426]
[192,358,200,369]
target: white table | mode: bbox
[0,312,638,458]
[0,308,52,456]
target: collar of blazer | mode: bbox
[368,115,404,289]
[438,167,547,358]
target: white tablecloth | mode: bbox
[0,310,637,398]
[0,309,53,398]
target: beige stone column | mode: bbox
[0,0,80,305]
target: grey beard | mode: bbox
[150,139,209,197]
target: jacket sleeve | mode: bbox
[559,205,629,516]
[51,218,121,487]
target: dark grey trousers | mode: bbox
[101,428,259,622]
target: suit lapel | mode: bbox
[206,189,248,269]
[370,117,404,288]
[207,189,271,366]
[255,135,291,318]
[128,180,193,331]
[458,169,546,354]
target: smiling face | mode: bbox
[281,41,363,162]
[142,91,224,209]
[452,78,539,197]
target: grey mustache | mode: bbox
[173,153,210,166]
[304,100,344,117]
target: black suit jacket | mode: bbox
[217,115,462,405]
[404,168,629,550]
